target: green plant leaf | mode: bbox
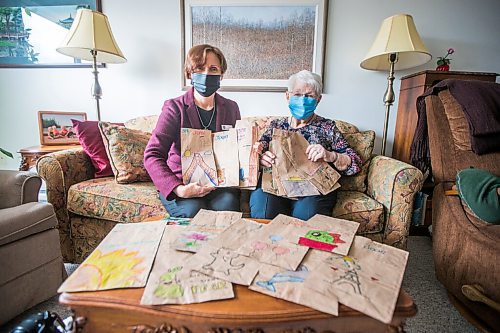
[0,148,13,158]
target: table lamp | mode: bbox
[56,9,126,121]
[360,14,431,156]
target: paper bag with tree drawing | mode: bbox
[272,129,320,197]
[181,128,218,186]
[235,119,259,188]
[283,130,341,195]
[213,129,239,187]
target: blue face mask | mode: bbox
[288,96,318,120]
[191,73,221,97]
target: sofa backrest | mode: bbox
[426,91,500,184]
[125,115,375,192]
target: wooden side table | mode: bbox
[18,145,80,171]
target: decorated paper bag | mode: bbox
[182,219,264,285]
[273,132,319,197]
[171,209,242,252]
[141,225,234,305]
[306,236,409,324]
[59,221,165,292]
[181,128,218,186]
[249,249,339,316]
[283,131,341,195]
[235,119,259,188]
[237,215,309,270]
[213,129,239,187]
[296,214,360,255]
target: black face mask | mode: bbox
[191,73,221,97]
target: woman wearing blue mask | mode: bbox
[144,44,241,218]
[250,70,362,221]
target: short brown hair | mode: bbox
[184,44,227,79]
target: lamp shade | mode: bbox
[360,14,431,71]
[57,9,126,64]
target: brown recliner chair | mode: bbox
[424,86,500,332]
[0,170,66,325]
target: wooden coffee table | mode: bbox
[60,287,416,332]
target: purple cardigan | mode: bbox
[144,89,241,199]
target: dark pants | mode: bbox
[160,188,240,218]
[249,186,338,221]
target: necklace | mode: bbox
[195,101,216,130]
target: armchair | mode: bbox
[0,170,66,325]
[424,85,500,331]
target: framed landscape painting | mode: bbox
[38,111,86,146]
[0,0,101,68]
[181,0,328,92]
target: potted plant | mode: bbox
[436,48,454,71]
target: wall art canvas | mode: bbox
[0,0,100,67]
[181,0,327,91]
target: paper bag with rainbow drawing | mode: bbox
[181,128,218,186]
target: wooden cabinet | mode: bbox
[18,145,80,171]
[392,70,498,164]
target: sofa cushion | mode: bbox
[124,115,159,133]
[338,130,375,192]
[67,178,167,223]
[333,190,384,234]
[99,122,152,184]
[72,119,125,178]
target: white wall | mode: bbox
[1,0,499,170]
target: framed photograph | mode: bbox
[0,0,101,68]
[181,0,328,92]
[38,111,86,146]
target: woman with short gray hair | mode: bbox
[250,70,362,220]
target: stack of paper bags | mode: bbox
[262,128,341,197]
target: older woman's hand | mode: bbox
[254,142,276,168]
[306,144,335,162]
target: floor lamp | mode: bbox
[360,14,431,156]
[56,9,126,121]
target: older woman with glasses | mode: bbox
[250,70,362,221]
[144,44,241,218]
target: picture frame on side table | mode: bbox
[181,0,328,92]
[38,111,87,146]
[0,0,101,68]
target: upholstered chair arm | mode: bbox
[0,170,42,209]
[36,148,94,262]
[366,155,424,249]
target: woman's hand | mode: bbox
[254,142,276,168]
[306,144,336,162]
[174,183,215,198]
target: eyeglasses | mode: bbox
[290,92,319,99]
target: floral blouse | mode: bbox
[259,116,362,176]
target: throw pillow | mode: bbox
[98,122,152,184]
[457,168,500,224]
[72,119,123,178]
[338,130,375,192]
[124,115,159,133]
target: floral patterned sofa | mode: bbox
[37,115,423,263]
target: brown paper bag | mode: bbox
[235,120,259,188]
[181,128,218,186]
[213,129,239,187]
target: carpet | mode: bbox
[0,236,480,333]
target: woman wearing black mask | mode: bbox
[144,44,241,218]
